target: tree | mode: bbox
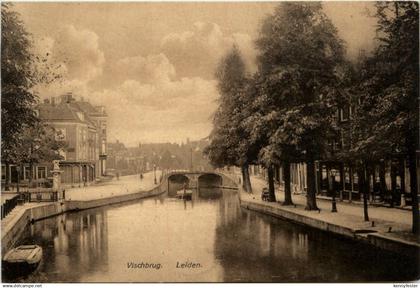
[14,121,66,186]
[355,2,419,233]
[160,150,174,170]
[244,72,302,203]
[255,2,346,210]
[1,3,38,190]
[204,46,256,192]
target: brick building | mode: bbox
[33,93,107,187]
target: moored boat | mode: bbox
[176,189,193,200]
[2,245,42,276]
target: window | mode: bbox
[340,106,350,122]
[1,165,6,180]
[335,136,342,151]
[37,167,46,179]
[24,166,31,180]
[344,167,351,190]
[102,140,106,154]
[341,131,346,149]
[353,172,359,191]
[320,165,328,191]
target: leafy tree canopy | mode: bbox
[254,2,346,162]
[1,3,38,161]
[353,2,419,160]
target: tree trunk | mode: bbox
[366,163,373,202]
[241,165,246,191]
[4,162,10,191]
[241,164,252,193]
[267,164,276,202]
[358,164,369,221]
[305,160,319,210]
[408,150,419,235]
[379,160,387,202]
[241,166,246,191]
[390,161,397,207]
[282,160,293,205]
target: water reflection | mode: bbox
[4,188,419,283]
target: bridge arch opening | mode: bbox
[198,173,223,188]
[168,174,189,197]
[197,173,223,199]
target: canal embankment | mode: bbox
[238,174,420,258]
[1,171,167,252]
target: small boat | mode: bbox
[176,189,193,200]
[2,245,42,276]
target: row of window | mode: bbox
[1,166,47,181]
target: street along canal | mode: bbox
[3,187,419,282]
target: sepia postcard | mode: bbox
[1,1,419,286]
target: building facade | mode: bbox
[249,102,417,207]
[24,92,108,187]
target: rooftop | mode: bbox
[37,92,107,127]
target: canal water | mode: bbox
[5,187,419,282]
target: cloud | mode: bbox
[91,76,219,144]
[30,22,243,144]
[53,25,105,82]
[34,25,105,83]
[32,25,105,99]
[113,53,176,84]
[161,21,257,79]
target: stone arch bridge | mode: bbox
[164,170,237,195]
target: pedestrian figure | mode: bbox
[116,172,120,180]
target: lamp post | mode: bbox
[330,168,338,212]
[153,164,157,184]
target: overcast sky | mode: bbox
[13,2,377,146]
